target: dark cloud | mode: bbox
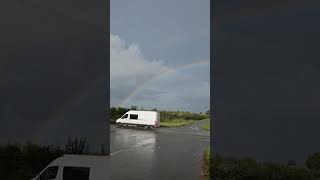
[213,1,320,162]
[0,0,108,152]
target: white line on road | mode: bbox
[110,137,156,156]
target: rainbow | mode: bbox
[118,60,210,107]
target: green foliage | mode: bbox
[0,142,64,180]
[305,152,320,171]
[201,146,211,180]
[202,120,210,131]
[159,110,209,122]
[160,119,197,127]
[0,136,102,180]
[65,136,89,155]
[130,105,138,110]
[110,106,130,123]
[205,109,210,116]
[211,155,318,180]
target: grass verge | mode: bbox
[160,119,197,127]
[202,120,210,131]
[201,146,211,180]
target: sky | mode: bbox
[110,0,210,112]
[213,0,320,162]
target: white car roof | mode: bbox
[50,154,108,167]
[127,110,157,113]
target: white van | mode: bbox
[30,154,108,180]
[116,110,160,129]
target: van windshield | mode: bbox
[121,114,128,119]
[39,166,58,180]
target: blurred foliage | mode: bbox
[110,107,130,123]
[159,110,209,122]
[160,119,197,127]
[65,136,89,155]
[305,152,320,171]
[0,142,63,180]
[0,136,104,180]
[211,154,320,180]
[201,146,211,180]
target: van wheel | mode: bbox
[116,123,122,128]
[144,125,149,130]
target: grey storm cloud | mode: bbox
[0,0,108,149]
[110,33,210,112]
[213,1,320,162]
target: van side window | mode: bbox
[39,166,58,180]
[130,114,138,119]
[63,166,90,180]
[121,114,128,119]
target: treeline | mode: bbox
[110,106,210,123]
[110,106,130,123]
[0,136,105,180]
[211,153,320,180]
[159,110,209,121]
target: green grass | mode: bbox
[202,120,210,131]
[201,146,211,180]
[205,146,210,162]
[160,119,197,127]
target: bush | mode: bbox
[0,136,102,180]
[110,107,130,123]
[305,152,320,171]
[159,110,209,122]
[211,155,317,180]
[65,136,90,155]
[0,142,63,180]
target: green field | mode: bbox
[202,120,210,131]
[160,119,197,127]
[201,146,211,180]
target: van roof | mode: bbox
[50,154,108,167]
[127,110,157,113]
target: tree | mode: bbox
[205,109,210,116]
[65,136,89,155]
[287,160,296,166]
[110,107,130,123]
[305,152,320,171]
[130,105,138,110]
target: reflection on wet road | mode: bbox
[110,119,210,180]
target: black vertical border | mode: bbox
[106,0,110,155]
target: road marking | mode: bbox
[190,127,199,131]
[110,149,124,156]
[133,138,155,147]
[110,138,156,156]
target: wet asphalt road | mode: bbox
[110,119,210,180]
